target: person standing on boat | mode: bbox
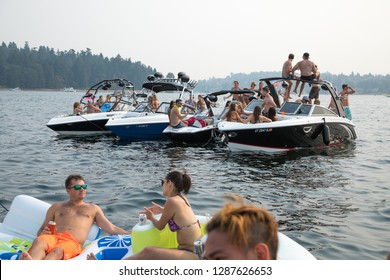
[184,94,196,114]
[224,81,242,100]
[196,95,208,116]
[292,52,317,97]
[151,94,160,112]
[309,68,321,104]
[20,174,130,260]
[260,87,277,117]
[203,195,278,260]
[123,171,202,260]
[169,99,188,128]
[339,84,356,120]
[282,53,295,101]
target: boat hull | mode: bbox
[46,112,127,136]
[163,126,215,145]
[218,117,357,153]
[105,114,170,140]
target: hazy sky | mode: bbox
[1,0,389,80]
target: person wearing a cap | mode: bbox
[292,52,317,97]
[169,99,188,128]
[302,96,310,104]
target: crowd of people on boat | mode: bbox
[71,52,356,124]
[218,52,356,122]
[72,90,126,115]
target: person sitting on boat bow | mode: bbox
[169,99,188,128]
[73,102,83,115]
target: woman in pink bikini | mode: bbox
[126,170,201,260]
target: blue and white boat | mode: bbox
[105,72,197,140]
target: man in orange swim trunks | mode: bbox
[20,174,130,260]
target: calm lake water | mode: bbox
[0,90,389,260]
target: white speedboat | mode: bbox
[218,77,357,153]
[105,72,197,140]
[0,195,316,260]
[47,79,140,136]
[63,87,76,92]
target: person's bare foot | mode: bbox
[86,252,97,260]
[19,251,33,260]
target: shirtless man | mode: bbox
[292,52,317,96]
[224,81,242,100]
[20,174,130,260]
[339,84,356,120]
[260,87,277,117]
[309,68,321,104]
[87,99,102,113]
[169,99,188,128]
[282,53,294,101]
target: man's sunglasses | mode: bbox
[68,184,88,190]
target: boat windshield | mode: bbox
[244,99,263,113]
[279,102,301,115]
[133,102,152,113]
[155,102,171,114]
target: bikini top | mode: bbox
[167,194,200,232]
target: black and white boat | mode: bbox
[163,90,256,146]
[217,77,357,153]
[47,79,140,136]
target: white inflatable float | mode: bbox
[0,195,315,260]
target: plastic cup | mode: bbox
[48,221,56,233]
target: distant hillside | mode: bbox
[0,42,156,90]
[1,42,389,94]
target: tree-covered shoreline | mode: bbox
[0,42,156,90]
[1,42,389,94]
